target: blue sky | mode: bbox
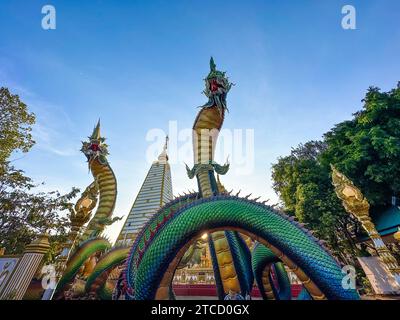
[1,0,400,242]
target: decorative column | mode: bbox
[331,165,400,285]
[0,234,50,300]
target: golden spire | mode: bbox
[158,135,169,162]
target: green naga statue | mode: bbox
[120,58,360,301]
[80,120,122,239]
[54,122,128,300]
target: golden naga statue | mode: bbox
[330,165,374,233]
[331,165,400,285]
[54,181,99,278]
[69,181,99,242]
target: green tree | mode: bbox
[0,163,79,258]
[0,87,78,261]
[271,141,363,264]
[271,82,400,263]
[321,84,400,206]
[0,87,35,163]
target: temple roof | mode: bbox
[371,205,400,236]
[358,205,400,242]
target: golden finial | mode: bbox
[157,135,169,162]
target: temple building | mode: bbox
[173,242,215,286]
[358,197,400,259]
[116,137,173,245]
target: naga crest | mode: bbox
[81,120,109,166]
[200,57,233,114]
[331,164,370,216]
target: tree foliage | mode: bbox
[0,87,78,260]
[271,83,400,262]
[271,142,362,263]
[0,87,35,163]
[0,163,79,257]
[321,84,400,206]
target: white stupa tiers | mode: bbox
[116,137,173,245]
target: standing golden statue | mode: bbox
[54,181,99,278]
[69,181,99,243]
[331,165,400,286]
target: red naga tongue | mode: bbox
[210,79,218,92]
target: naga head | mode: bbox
[201,57,233,114]
[81,120,109,166]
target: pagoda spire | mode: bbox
[116,135,173,245]
[158,135,169,162]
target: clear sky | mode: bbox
[1,0,399,243]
